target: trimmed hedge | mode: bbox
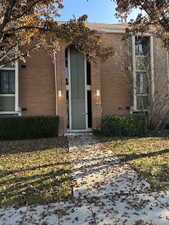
[100,114,147,137]
[0,116,59,140]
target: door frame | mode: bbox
[67,48,90,131]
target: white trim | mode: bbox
[0,67,15,70]
[15,60,20,115]
[0,111,18,115]
[136,94,148,97]
[68,48,72,130]
[132,35,137,111]
[96,28,126,33]
[135,55,148,57]
[0,94,15,97]
[135,69,147,72]
[167,52,169,92]
[133,109,148,113]
[150,36,155,100]
[96,28,153,35]
[54,52,58,115]
[133,32,152,37]
[66,128,92,133]
[84,55,88,130]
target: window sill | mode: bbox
[132,110,148,114]
[0,111,19,115]
[0,94,15,96]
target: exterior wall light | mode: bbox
[58,90,62,98]
[96,89,100,97]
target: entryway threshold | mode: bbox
[64,130,93,136]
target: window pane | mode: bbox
[0,70,15,94]
[66,90,69,128]
[135,36,150,55]
[87,61,91,85]
[87,90,92,128]
[1,59,15,68]
[136,56,147,71]
[0,96,15,111]
[65,48,69,85]
[64,67,69,85]
[9,71,15,93]
[0,74,8,93]
[136,72,148,94]
[137,96,148,110]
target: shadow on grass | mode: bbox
[96,133,169,143]
[116,149,169,162]
[0,136,71,207]
[1,146,169,207]
[1,135,169,207]
[97,136,169,161]
[0,168,72,207]
[0,155,116,179]
[0,136,68,156]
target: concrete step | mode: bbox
[64,130,93,136]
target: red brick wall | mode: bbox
[18,32,169,134]
[100,33,131,115]
[91,58,102,129]
[20,49,56,116]
[54,48,67,134]
[19,34,132,133]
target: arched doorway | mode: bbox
[65,46,92,131]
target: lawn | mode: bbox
[0,137,72,207]
[103,137,169,191]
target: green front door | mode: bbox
[69,47,87,130]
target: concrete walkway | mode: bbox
[0,135,169,225]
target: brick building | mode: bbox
[0,23,168,135]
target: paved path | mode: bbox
[0,135,169,225]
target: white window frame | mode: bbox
[166,51,169,93]
[132,35,154,112]
[0,60,20,115]
[150,36,155,101]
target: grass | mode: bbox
[0,137,72,207]
[103,137,169,191]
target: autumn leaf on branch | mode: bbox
[114,0,169,50]
[0,0,113,67]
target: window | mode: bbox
[133,36,150,111]
[87,60,91,85]
[136,72,148,110]
[87,90,92,128]
[0,70,15,94]
[135,36,150,56]
[65,48,69,85]
[0,68,15,112]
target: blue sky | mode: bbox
[58,0,139,24]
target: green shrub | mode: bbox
[101,114,147,137]
[0,116,59,140]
